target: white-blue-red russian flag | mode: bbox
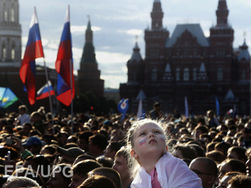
[36,81,55,100]
[55,5,75,106]
[19,7,44,105]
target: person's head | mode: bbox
[96,156,113,167]
[193,125,208,140]
[206,110,215,118]
[56,131,69,146]
[78,175,116,188]
[153,102,160,111]
[188,144,205,157]
[227,174,251,188]
[40,144,57,155]
[12,167,44,187]
[22,123,32,135]
[127,119,167,166]
[113,147,132,185]
[23,136,44,155]
[172,145,197,162]
[18,105,28,115]
[104,141,122,159]
[246,148,251,176]
[57,146,85,164]
[227,146,247,162]
[216,171,242,188]
[189,157,218,188]
[207,142,218,152]
[3,176,39,188]
[73,153,96,165]
[88,167,121,188]
[46,163,72,188]
[88,134,108,157]
[69,159,101,188]
[206,150,226,164]
[218,159,246,178]
[30,111,41,123]
[215,142,231,156]
[78,131,93,151]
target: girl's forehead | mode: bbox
[135,122,162,132]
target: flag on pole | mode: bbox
[184,96,189,118]
[55,5,75,106]
[215,97,220,116]
[36,81,55,100]
[0,87,18,108]
[136,89,146,119]
[137,99,145,119]
[118,98,129,120]
[19,7,44,105]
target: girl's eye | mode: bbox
[139,132,146,136]
[154,130,161,134]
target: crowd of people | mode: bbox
[0,104,250,188]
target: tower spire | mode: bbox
[151,0,163,30]
[80,17,96,66]
[86,15,93,43]
[216,0,229,26]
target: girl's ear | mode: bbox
[130,149,138,159]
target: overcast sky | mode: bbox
[19,0,251,88]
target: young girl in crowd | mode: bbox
[127,119,202,188]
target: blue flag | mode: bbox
[0,87,18,108]
[215,97,220,116]
[118,98,129,120]
[184,96,189,118]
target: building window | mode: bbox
[241,70,246,80]
[176,68,180,81]
[150,49,159,58]
[183,68,189,81]
[4,10,8,22]
[152,68,157,81]
[133,73,137,81]
[216,49,225,57]
[217,68,223,81]
[193,68,197,81]
[11,48,15,60]
[2,46,6,60]
[11,8,15,22]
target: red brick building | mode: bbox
[120,0,250,115]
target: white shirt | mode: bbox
[17,113,30,125]
[131,152,202,188]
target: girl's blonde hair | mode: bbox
[126,118,166,151]
[125,119,167,177]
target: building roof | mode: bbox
[238,40,250,61]
[129,42,142,62]
[166,24,209,47]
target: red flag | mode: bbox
[19,7,44,105]
[55,5,75,106]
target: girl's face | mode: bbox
[131,122,167,161]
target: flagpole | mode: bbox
[68,5,74,123]
[250,64,251,116]
[43,59,53,115]
[70,59,74,119]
